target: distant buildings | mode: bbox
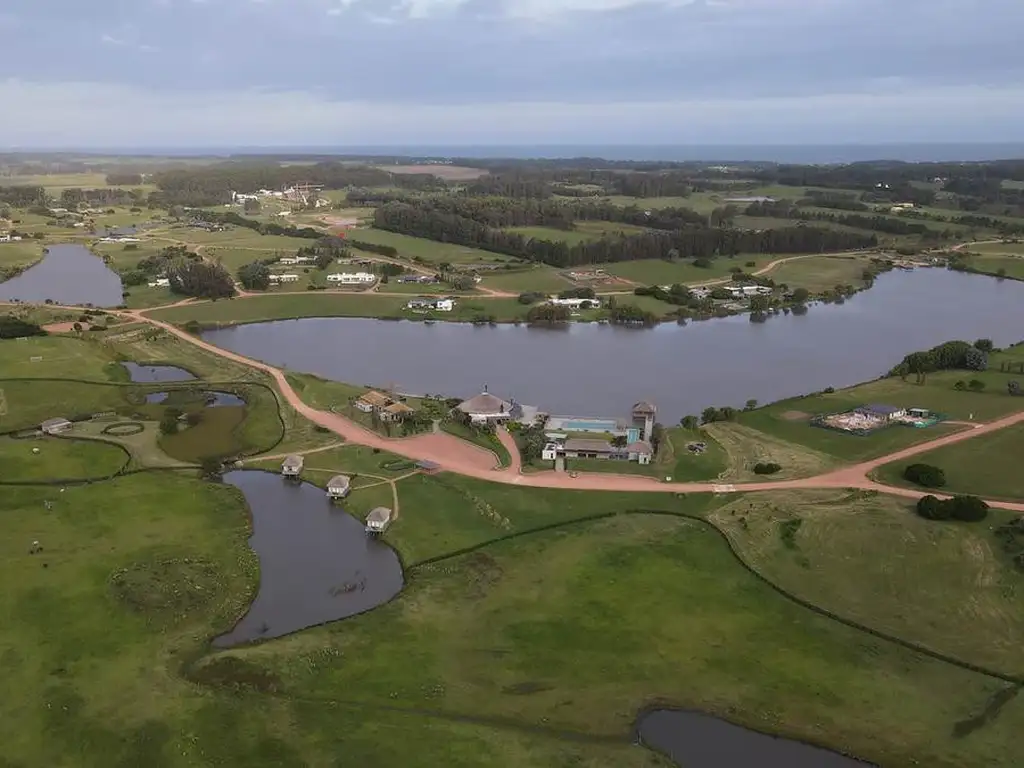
[327,272,376,285]
[354,390,417,422]
[268,273,300,284]
[407,297,454,312]
[147,277,170,288]
[548,297,601,309]
[40,417,72,435]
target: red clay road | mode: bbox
[119,307,1024,512]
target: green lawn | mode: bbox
[0,240,45,276]
[349,228,501,264]
[601,256,763,286]
[0,335,123,380]
[768,254,878,293]
[962,252,1024,280]
[479,266,573,294]
[216,499,1024,768]
[873,422,1024,501]
[712,489,1024,674]
[661,426,729,481]
[0,379,127,432]
[0,434,128,481]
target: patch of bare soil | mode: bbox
[42,322,77,333]
[378,164,489,181]
[781,410,810,422]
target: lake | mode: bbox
[202,269,1024,422]
[214,470,404,648]
[636,710,873,767]
[0,244,124,307]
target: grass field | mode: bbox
[441,420,510,467]
[740,366,1024,462]
[601,256,767,285]
[0,335,122,380]
[660,427,729,481]
[215,496,1024,768]
[146,293,529,325]
[2,172,158,195]
[479,266,573,294]
[768,254,877,293]
[506,222,649,246]
[704,421,836,480]
[963,253,1024,280]
[0,240,45,274]
[712,489,1024,674]
[349,228,504,265]
[0,434,128,481]
[873,423,1024,501]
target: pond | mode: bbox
[144,390,245,406]
[636,710,873,767]
[121,362,197,383]
[213,470,404,648]
[201,268,1024,422]
[0,244,124,307]
[638,712,872,765]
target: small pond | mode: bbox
[214,470,404,648]
[636,710,873,768]
[144,390,245,407]
[121,362,197,383]
[0,244,124,307]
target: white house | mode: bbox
[279,255,313,265]
[327,272,376,285]
[269,273,300,283]
[548,297,600,309]
[406,297,455,312]
[147,277,171,288]
[41,417,73,435]
[0,234,23,242]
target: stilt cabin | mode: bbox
[366,507,393,535]
[326,474,351,499]
[281,454,304,477]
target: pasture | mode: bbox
[348,228,504,265]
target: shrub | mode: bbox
[903,463,946,488]
[183,320,201,334]
[916,494,989,523]
[753,462,782,475]
[916,495,950,520]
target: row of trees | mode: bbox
[889,340,990,378]
[0,315,46,339]
[916,494,989,522]
[372,202,875,268]
[190,210,323,240]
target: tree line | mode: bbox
[372,202,875,268]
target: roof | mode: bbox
[358,390,392,408]
[327,474,350,489]
[416,460,440,471]
[41,417,71,428]
[282,454,303,468]
[861,403,904,416]
[384,402,414,415]
[632,401,657,414]
[457,392,512,416]
[563,438,616,453]
[625,440,654,455]
[367,507,392,523]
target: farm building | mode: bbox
[40,417,72,435]
[381,402,414,422]
[856,404,907,421]
[326,475,351,499]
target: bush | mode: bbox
[916,494,989,523]
[183,320,201,334]
[903,463,946,488]
[753,462,782,475]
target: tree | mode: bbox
[611,435,628,449]
[916,495,950,520]
[680,415,699,430]
[168,260,236,299]
[243,198,261,213]
[967,379,986,392]
[72,322,82,332]
[526,304,570,325]
[903,463,946,488]
[791,287,810,303]
[974,338,994,353]
[449,275,476,291]
[1010,380,1021,396]
[0,315,46,339]
[701,407,719,425]
[950,495,989,522]
[159,408,182,436]
[237,261,271,291]
[964,347,988,371]
[954,380,967,391]
[199,456,223,479]
[744,399,758,411]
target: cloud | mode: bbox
[1,78,1022,148]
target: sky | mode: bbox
[0,0,1021,148]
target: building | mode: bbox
[147,277,170,288]
[381,402,414,422]
[857,404,907,421]
[456,390,524,425]
[548,297,600,309]
[281,454,304,477]
[631,401,656,441]
[728,285,772,298]
[354,390,393,413]
[397,275,438,284]
[366,507,393,534]
[327,272,376,285]
[406,297,455,312]
[40,417,72,435]
[279,255,313,265]
[268,273,300,283]
[543,437,654,465]
[326,474,351,499]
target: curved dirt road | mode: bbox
[121,308,1024,511]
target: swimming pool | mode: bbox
[554,418,619,432]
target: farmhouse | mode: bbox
[381,402,415,422]
[40,417,72,435]
[147,277,170,288]
[326,475,351,499]
[268,273,300,283]
[354,390,393,413]
[279,255,313,265]
[281,454,304,477]
[327,272,376,285]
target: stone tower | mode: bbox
[631,401,656,441]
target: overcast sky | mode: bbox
[1,0,1021,148]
